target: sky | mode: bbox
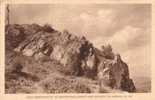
[8,4,151,78]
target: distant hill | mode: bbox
[133,76,151,93]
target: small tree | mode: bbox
[102,44,112,52]
[101,44,114,59]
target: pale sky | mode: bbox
[8,4,151,78]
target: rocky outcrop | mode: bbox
[97,54,136,92]
[5,24,136,92]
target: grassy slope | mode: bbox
[5,50,99,93]
[5,50,126,93]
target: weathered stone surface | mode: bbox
[5,24,26,49]
[97,54,136,92]
[6,24,136,92]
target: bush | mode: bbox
[101,44,114,59]
[12,62,23,73]
[101,44,112,52]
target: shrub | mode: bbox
[12,62,23,73]
[101,44,114,59]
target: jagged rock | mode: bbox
[5,24,136,92]
[21,24,42,35]
[97,54,136,92]
[81,48,98,78]
[5,24,26,49]
[42,24,55,32]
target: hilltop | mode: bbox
[5,24,136,93]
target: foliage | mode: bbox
[101,44,114,59]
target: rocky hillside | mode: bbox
[5,24,136,93]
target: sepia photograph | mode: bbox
[4,4,151,94]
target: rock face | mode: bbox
[97,54,136,92]
[5,24,136,92]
